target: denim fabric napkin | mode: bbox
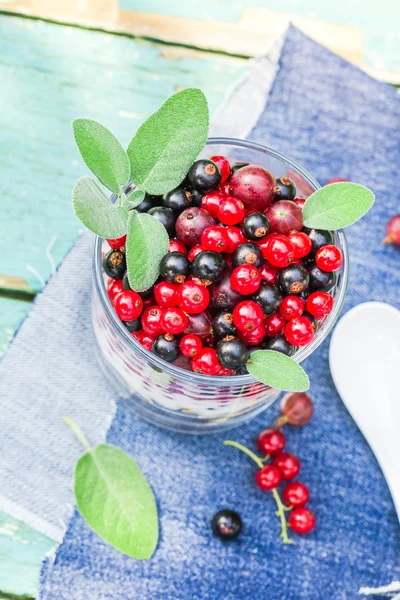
[2,25,400,599]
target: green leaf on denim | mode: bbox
[126,210,169,292]
[246,351,309,392]
[126,189,146,210]
[73,176,128,238]
[127,88,209,195]
[302,182,375,230]
[63,417,158,560]
[73,119,130,193]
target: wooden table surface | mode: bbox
[0,2,399,597]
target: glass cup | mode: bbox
[92,138,349,434]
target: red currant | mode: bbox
[315,245,342,272]
[225,226,246,253]
[257,428,286,456]
[293,197,306,210]
[132,329,155,351]
[107,278,124,304]
[238,323,266,345]
[306,292,334,319]
[177,280,210,314]
[141,305,164,336]
[188,245,204,262]
[280,296,305,320]
[259,261,280,285]
[201,226,229,253]
[169,238,187,254]
[265,235,295,267]
[282,482,310,507]
[154,281,179,308]
[280,392,314,426]
[285,317,315,346]
[218,181,232,195]
[217,198,245,225]
[107,235,127,250]
[161,307,188,335]
[264,312,286,337]
[287,231,312,258]
[191,348,221,375]
[232,300,264,332]
[179,334,202,358]
[273,453,301,480]
[288,507,316,534]
[255,465,282,491]
[218,366,236,376]
[210,155,230,182]
[200,190,224,218]
[230,264,261,295]
[114,290,143,321]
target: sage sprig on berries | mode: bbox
[246,350,309,392]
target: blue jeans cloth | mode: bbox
[39,27,400,599]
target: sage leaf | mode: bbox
[126,210,169,292]
[73,176,128,238]
[127,88,209,195]
[73,119,130,193]
[302,182,375,230]
[247,350,309,392]
[126,189,146,210]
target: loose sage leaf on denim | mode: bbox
[73,176,128,238]
[73,119,130,193]
[302,182,375,230]
[126,210,169,292]
[127,88,209,195]
[126,189,146,210]
[247,350,309,392]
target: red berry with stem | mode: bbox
[259,261,280,285]
[175,207,215,248]
[180,334,202,358]
[264,312,286,337]
[265,235,295,267]
[201,226,229,253]
[169,238,187,254]
[200,190,224,218]
[107,235,127,250]
[114,290,143,321]
[132,330,155,351]
[191,348,222,375]
[225,226,246,253]
[141,306,165,336]
[218,198,246,225]
[280,296,305,320]
[266,200,304,236]
[273,453,301,480]
[210,155,231,182]
[230,165,277,211]
[306,291,334,319]
[279,392,314,426]
[232,300,264,332]
[238,323,266,345]
[230,264,261,295]
[178,280,210,314]
[161,307,189,335]
[255,464,282,491]
[315,245,342,272]
[257,428,286,456]
[285,317,315,346]
[383,214,400,246]
[288,507,316,534]
[154,281,179,308]
[282,482,310,507]
[107,278,124,304]
[288,231,312,258]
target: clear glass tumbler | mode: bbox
[92,138,349,434]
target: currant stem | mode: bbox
[63,416,92,452]
[272,488,292,544]
[275,415,288,429]
[223,440,264,469]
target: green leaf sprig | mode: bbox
[63,417,158,560]
[246,350,309,392]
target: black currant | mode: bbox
[163,187,192,214]
[189,188,203,207]
[152,334,180,362]
[211,509,242,540]
[252,283,283,315]
[216,337,249,370]
[278,265,309,295]
[136,193,163,213]
[122,271,132,291]
[160,252,190,284]
[192,251,226,283]
[264,335,295,356]
[242,212,270,240]
[302,227,334,257]
[229,162,249,176]
[122,318,142,333]
[275,175,296,200]
[148,206,176,237]
[187,159,221,192]
[103,249,126,280]
[308,262,335,291]
[232,242,263,269]
[212,311,237,339]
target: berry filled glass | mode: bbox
[92,139,348,433]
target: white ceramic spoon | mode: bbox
[329,302,400,522]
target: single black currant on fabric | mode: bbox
[242,212,270,240]
[212,311,237,339]
[191,251,226,283]
[252,283,283,315]
[152,334,180,362]
[307,262,335,291]
[187,159,222,192]
[302,227,334,257]
[278,265,310,295]
[160,252,190,284]
[163,186,192,214]
[229,162,249,176]
[216,337,250,370]
[232,242,263,269]
[275,175,296,200]
[122,318,142,333]
[148,206,176,237]
[211,509,242,540]
[135,192,163,213]
[263,335,295,356]
[102,249,126,280]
